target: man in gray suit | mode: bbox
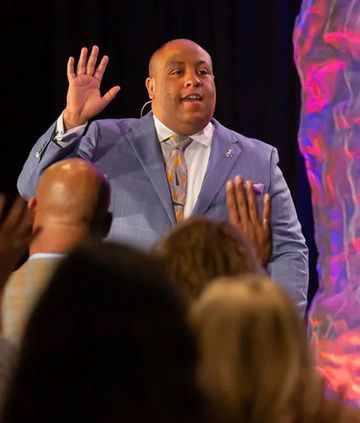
[17,39,308,314]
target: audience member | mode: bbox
[0,195,36,410]
[1,241,206,423]
[2,158,112,344]
[155,216,263,305]
[190,275,359,423]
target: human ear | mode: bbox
[145,76,156,99]
[27,197,37,212]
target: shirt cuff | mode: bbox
[53,111,87,146]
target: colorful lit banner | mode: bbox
[294,0,360,405]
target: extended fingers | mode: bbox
[1,197,28,234]
[86,45,99,75]
[262,192,271,231]
[75,45,105,77]
[263,193,271,222]
[226,180,239,225]
[245,180,260,225]
[76,47,88,76]
[102,85,121,106]
[68,45,110,82]
[67,56,75,81]
[234,176,250,223]
[94,55,109,81]
[16,207,34,239]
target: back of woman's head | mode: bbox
[190,274,322,423]
[2,241,205,423]
[155,216,263,305]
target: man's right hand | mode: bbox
[63,45,121,130]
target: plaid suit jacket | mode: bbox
[2,257,63,344]
[17,112,309,314]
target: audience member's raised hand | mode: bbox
[0,195,39,290]
[63,45,121,130]
[226,176,272,265]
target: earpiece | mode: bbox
[140,100,152,117]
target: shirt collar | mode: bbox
[153,115,213,147]
[29,252,66,260]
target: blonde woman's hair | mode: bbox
[190,275,332,423]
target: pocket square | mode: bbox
[253,183,264,194]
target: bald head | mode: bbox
[31,159,111,243]
[148,39,213,77]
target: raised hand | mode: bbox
[226,176,272,266]
[0,195,40,290]
[63,45,121,130]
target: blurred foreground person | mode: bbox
[155,216,263,306]
[1,241,206,423]
[2,158,112,344]
[191,275,360,423]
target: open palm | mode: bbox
[64,45,121,129]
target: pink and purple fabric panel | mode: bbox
[294,0,360,405]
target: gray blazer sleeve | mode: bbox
[266,147,309,315]
[17,122,97,199]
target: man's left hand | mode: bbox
[226,176,272,266]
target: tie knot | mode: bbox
[167,134,192,151]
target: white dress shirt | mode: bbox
[54,113,213,217]
[153,116,213,217]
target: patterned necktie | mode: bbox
[165,135,192,222]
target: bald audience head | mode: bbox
[28,158,112,254]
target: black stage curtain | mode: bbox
[1,0,318,304]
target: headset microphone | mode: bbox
[140,100,152,117]
[140,76,176,117]
[140,92,175,117]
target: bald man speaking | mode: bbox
[17,39,308,314]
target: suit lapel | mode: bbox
[192,120,242,216]
[125,113,176,224]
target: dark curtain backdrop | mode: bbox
[1,0,318,303]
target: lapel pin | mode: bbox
[225,149,233,158]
